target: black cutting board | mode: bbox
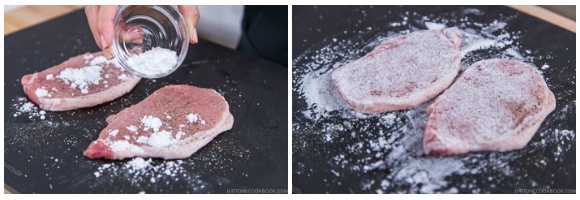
[292,5,575,194]
[4,9,287,194]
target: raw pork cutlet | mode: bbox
[424,59,556,155]
[84,85,234,160]
[331,27,462,113]
[21,52,141,111]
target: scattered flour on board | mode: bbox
[541,64,550,70]
[424,22,446,31]
[292,9,574,193]
[126,47,178,76]
[93,157,209,192]
[12,97,47,120]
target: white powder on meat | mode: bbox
[186,113,199,123]
[134,129,180,148]
[89,56,109,66]
[35,88,50,98]
[140,115,163,132]
[186,113,206,124]
[175,131,185,140]
[57,65,102,94]
[83,53,95,61]
[147,130,177,148]
[110,140,144,154]
[293,10,573,194]
[136,136,148,144]
[118,74,131,81]
[126,125,138,133]
[108,129,119,136]
[126,47,178,76]
[46,74,54,80]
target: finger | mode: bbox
[85,6,103,49]
[121,25,144,44]
[179,5,200,44]
[97,5,119,59]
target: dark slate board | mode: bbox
[292,5,575,194]
[4,9,288,194]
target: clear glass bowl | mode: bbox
[112,5,189,78]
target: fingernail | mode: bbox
[100,34,107,49]
[122,33,132,43]
[104,48,114,60]
[191,27,198,44]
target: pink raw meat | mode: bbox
[84,85,234,160]
[331,28,462,113]
[21,52,141,111]
[424,59,556,155]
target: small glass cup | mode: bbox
[111,5,189,78]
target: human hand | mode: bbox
[85,5,118,59]
[178,5,200,44]
[85,5,200,60]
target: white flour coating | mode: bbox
[83,53,95,61]
[126,125,138,133]
[331,28,460,112]
[110,140,144,154]
[118,74,131,81]
[109,113,206,151]
[186,113,206,124]
[424,59,553,154]
[108,129,119,137]
[425,21,515,58]
[187,113,199,123]
[293,11,572,193]
[38,54,133,97]
[140,115,163,132]
[89,56,109,66]
[145,130,177,148]
[35,88,50,98]
[126,47,178,76]
[57,65,103,94]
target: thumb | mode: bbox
[97,5,119,59]
[179,5,200,44]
